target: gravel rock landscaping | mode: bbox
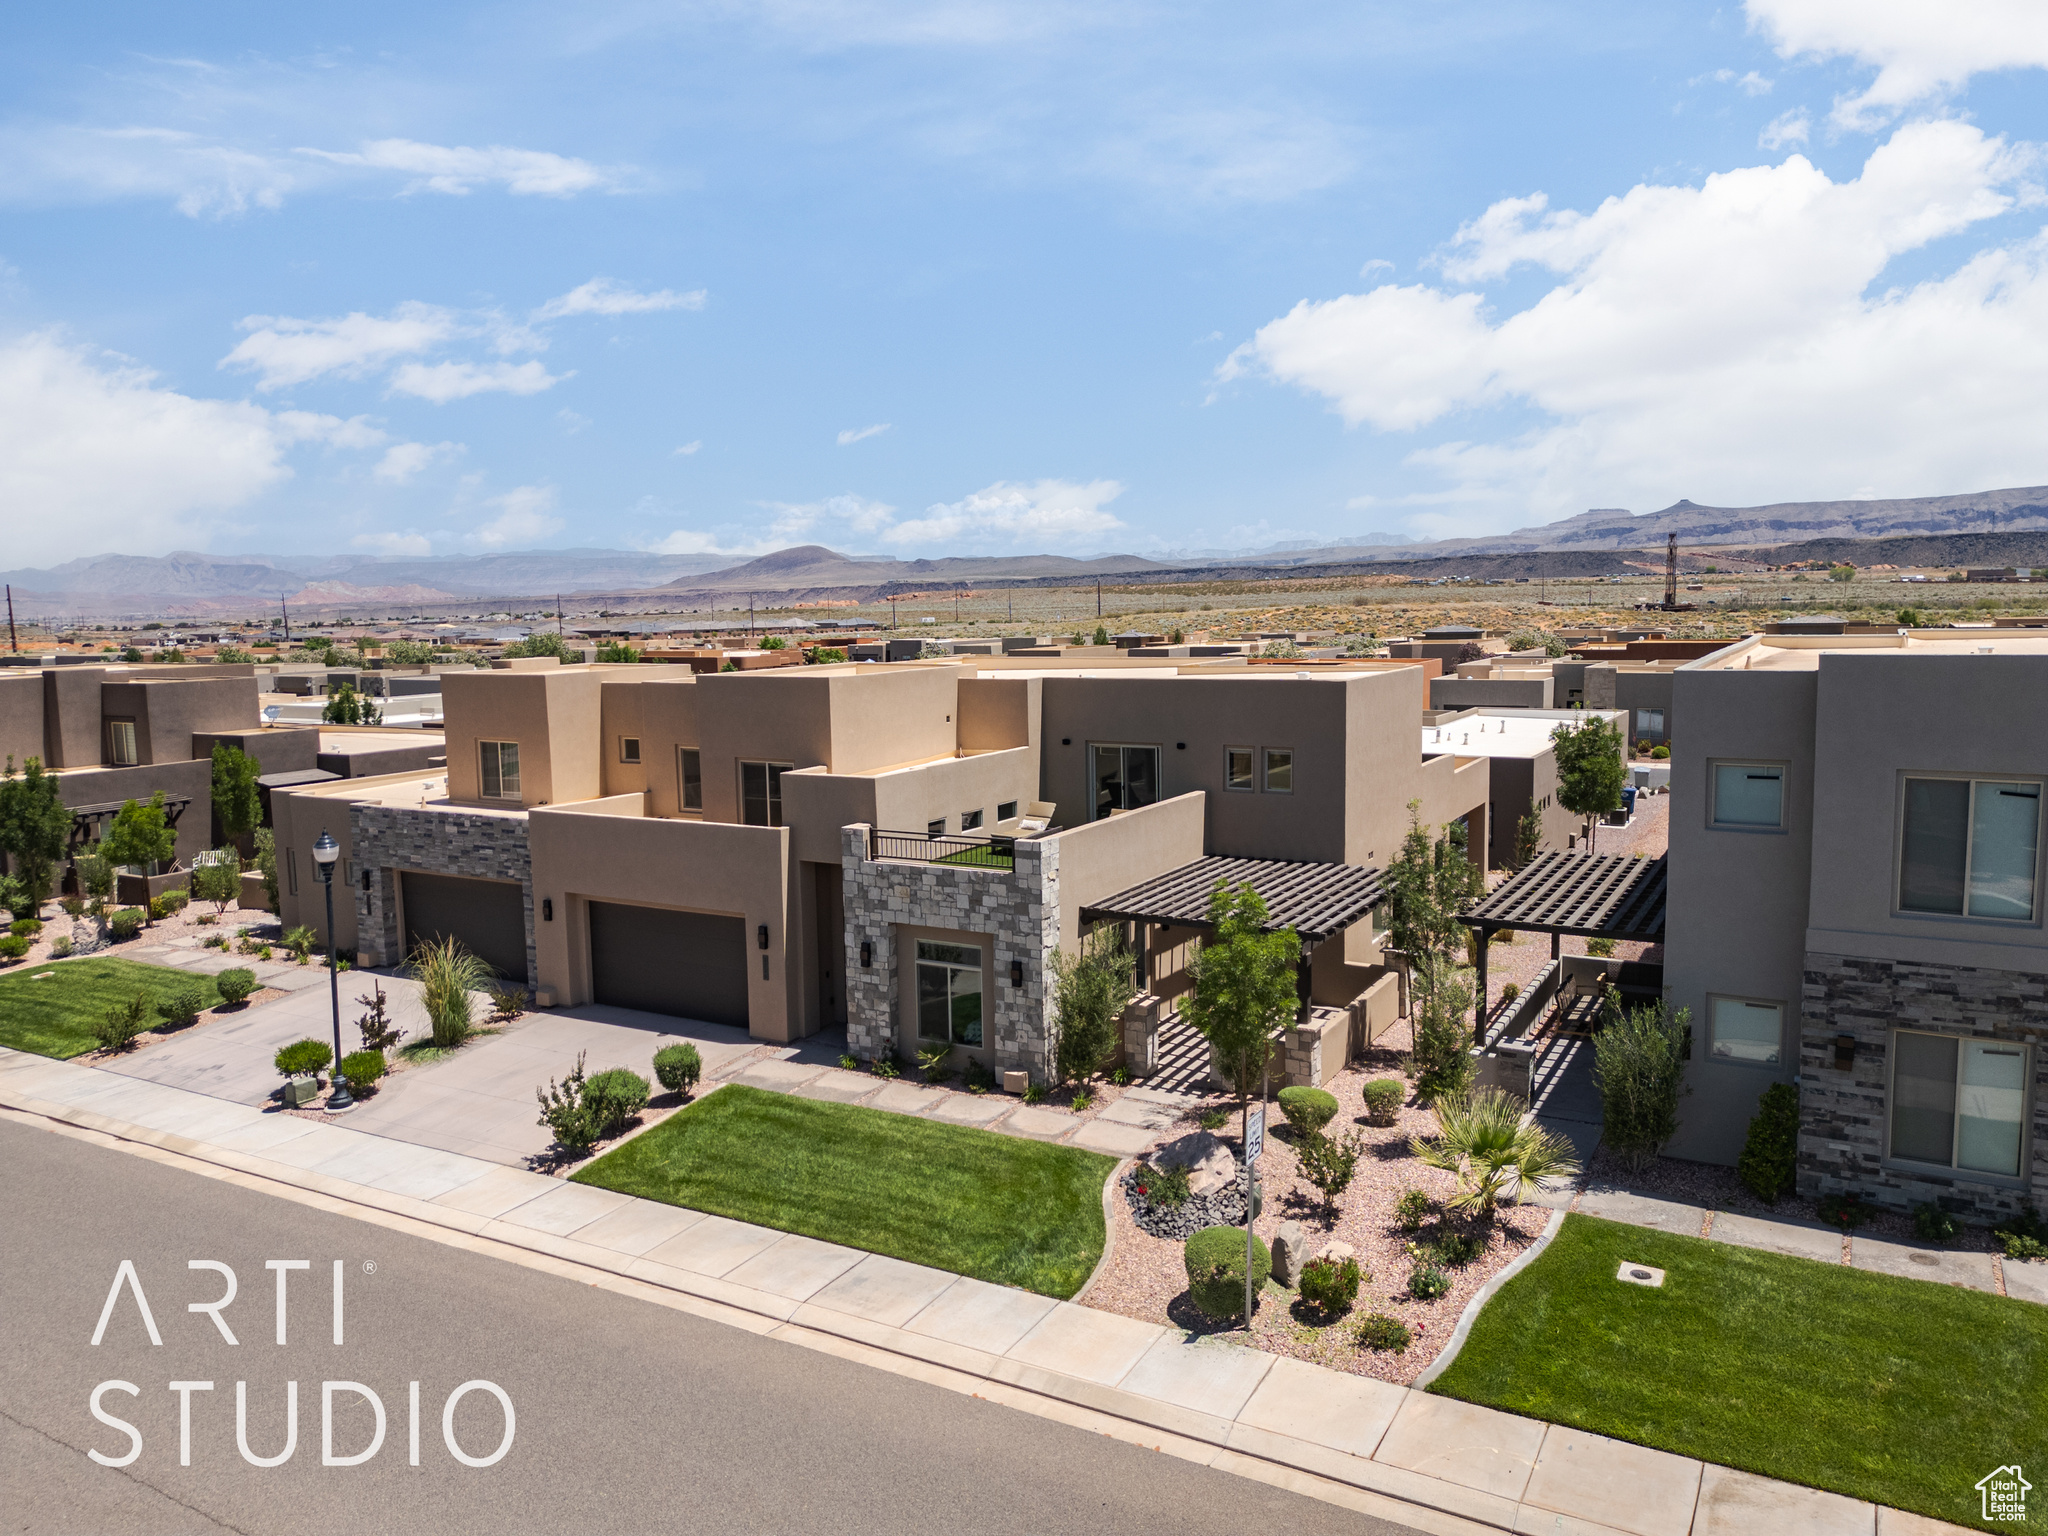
[1121,1165,1248,1240]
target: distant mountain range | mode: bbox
[5,485,2044,616]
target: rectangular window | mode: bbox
[107,719,138,766]
[740,760,790,826]
[678,748,702,811]
[927,817,946,837]
[1635,708,1665,736]
[1711,763,1785,829]
[1707,996,1782,1066]
[479,741,521,800]
[1225,746,1255,791]
[997,800,1018,822]
[915,940,984,1047]
[1890,1030,2028,1178]
[960,809,983,831]
[1899,777,2041,922]
[1264,747,1294,794]
[286,847,298,896]
[1091,744,1161,820]
[620,737,641,765]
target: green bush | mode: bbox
[1198,1108,1229,1131]
[1395,1189,1431,1232]
[1499,980,1521,1007]
[1432,1231,1484,1267]
[1737,1082,1800,1203]
[1592,1002,1690,1174]
[652,1042,703,1095]
[1297,1128,1363,1215]
[1363,1078,1405,1125]
[10,917,43,937]
[215,967,259,1004]
[49,936,72,958]
[487,983,527,1022]
[1135,1161,1191,1209]
[107,909,145,940]
[1913,1202,1959,1244]
[94,993,155,1052]
[1297,1254,1363,1316]
[274,1038,332,1078]
[190,855,241,915]
[1184,1225,1271,1320]
[1277,1085,1339,1137]
[1585,935,1618,958]
[1356,1312,1412,1352]
[1408,1259,1451,1300]
[337,1050,387,1091]
[914,1043,953,1082]
[584,1068,651,1137]
[0,935,29,962]
[1051,927,1134,1085]
[1818,1191,1869,1228]
[282,925,317,961]
[1650,745,1670,760]
[160,988,207,1029]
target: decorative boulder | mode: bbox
[1316,1240,1357,1268]
[1271,1220,1308,1287]
[1153,1130,1238,1198]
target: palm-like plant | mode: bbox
[408,936,496,1047]
[1415,1089,1580,1216]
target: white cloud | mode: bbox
[880,478,1125,545]
[1222,120,2048,528]
[1747,0,2048,128]
[388,360,568,403]
[220,303,456,390]
[350,530,434,557]
[1737,70,1774,96]
[372,440,462,484]
[297,139,623,197]
[556,410,591,434]
[532,278,706,320]
[837,422,891,445]
[468,485,563,548]
[674,440,703,456]
[0,125,302,219]
[0,331,369,565]
[1760,109,1812,150]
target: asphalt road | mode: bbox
[0,1117,1422,1536]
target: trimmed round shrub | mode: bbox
[10,917,43,937]
[338,1050,387,1092]
[0,935,29,962]
[1297,1254,1363,1316]
[214,967,259,1005]
[1276,1086,1339,1138]
[583,1068,651,1137]
[274,1038,333,1078]
[653,1042,703,1095]
[1362,1078,1405,1126]
[1650,745,1670,760]
[108,909,145,940]
[1356,1313,1412,1353]
[1184,1225,1271,1320]
[160,988,207,1029]
[1499,981,1521,1006]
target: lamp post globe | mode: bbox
[311,830,352,1112]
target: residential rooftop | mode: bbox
[1694,631,2048,671]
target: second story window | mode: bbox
[106,718,138,766]
[741,760,791,826]
[479,740,521,800]
[960,809,982,831]
[1711,762,1784,829]
[997,800,1018,822]
[1225,747,1255,791]
[1264,748,1294,793]
[1092,744,1160,820]
[620,737,641,764]
[1900,776,2040,922]
[678,748,702,811]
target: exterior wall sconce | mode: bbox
[1176,742,1186,750]
[1009,959,1024,987]
[1061,738,1071,745]
[757,924,770,950]
[542,898,553,921]
[361,870,371,892]
[1832,1034,1856,1071]
[860,941,872,968]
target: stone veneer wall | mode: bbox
[351,803,537,988]
[841,825,1059,1082]
[1798,951,2048,1221]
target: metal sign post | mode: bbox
[1242,1104,1265,1322]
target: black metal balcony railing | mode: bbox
[868,829,1017,869]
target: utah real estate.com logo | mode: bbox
[1977,1464,2030,1525]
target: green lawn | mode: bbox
[572,1084,1113,1297]
[0,957,233,1059]
[1429,1214,2048,1534]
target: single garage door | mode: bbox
[589,902,750,1027]
[400,871,527,983]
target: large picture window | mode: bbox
[1091,744,1160,820]
[915,940,984,1047]
[1711,762,1784,829]
[1890,1031,2028,1179]
[1899,777,2041,922]
[740,760,791,826]
[479,741,521,800]
[1707,995,1782,1066]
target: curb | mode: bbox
[1075,1156,1133,1304]
[1411,1207,1566,1391]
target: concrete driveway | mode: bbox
[342,1002,756,1166]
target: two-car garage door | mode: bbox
[588,901,750,1028]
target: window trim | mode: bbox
[1263,746,1294,795]
[739,759,793,827]
[1089,742,1163,820]
[911,935,989,1051]
[1883,1027,2033,1185]
[1707,759,1787,833]
[619,736,641,765]
[1704,992,1785,1069]
[677,747,702,813]
[1224,745,1256,792]
[1893,772,2045,927]
[478,740,522,801]
[106,717,138,767]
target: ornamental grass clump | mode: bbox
[1416,1088,1580,1215]
[410,936,494,1048]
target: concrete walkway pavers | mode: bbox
[928,1094,1010,1125]
[1578,1188,1708,1236]
[1708,1211,1846,1264]
[730,1058,825,1092]
[1850,1235,1997,1293]
[0,1045,1983,1536]
[1071,1118,1159,1156]
[2002,1259,2048,1305]
[999,1103,1081,1140]
[795,1074,880,1104]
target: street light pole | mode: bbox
[312,830,352,1112]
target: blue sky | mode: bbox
[3,2,2046,568]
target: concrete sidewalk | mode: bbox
[0,1046,1971,1536]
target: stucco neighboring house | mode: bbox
[274,654,1486,1085]
[1662,629,2048,1220]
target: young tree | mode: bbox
[190,852,242,916]
[100,793,178,873]
[1182,882,1300,1116]
[1050,926,1136,1084]
[0,757,74,913]
[252,827,280,911]
[1513,805,1543,870]
[594,641,638,664]
[322,682,383,726]
[1593,1001,1691,1174]
[1384,802,1486,1016]
[210,742,262,844]
[1550,716,1627,854]
[502,631,574,660]
[1407,956,1476,1104]
[1091,623,1110,646]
